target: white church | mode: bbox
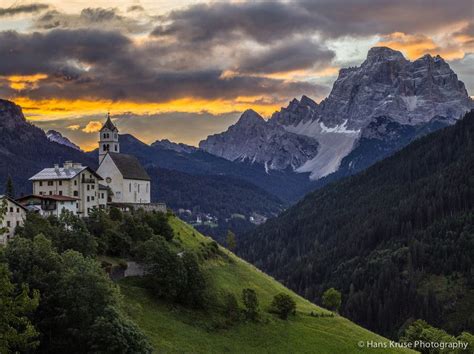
[97,114,151,204]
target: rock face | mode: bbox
[0,99,96,194]
[200,47,473,180]
[151,139,197,154]
[200,109,320,171]
[46,130,81,151]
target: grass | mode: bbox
[119,216,414,353]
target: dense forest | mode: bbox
[148,166,284,220]
[238,110,474,338]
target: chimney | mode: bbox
[72,162,83,169]
[63,161,73,169]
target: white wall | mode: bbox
[97,154,124,203]
[1,198,26,244]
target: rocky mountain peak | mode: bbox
[237,109,265,126]
[0,99,28,130]
[365,46,406,64]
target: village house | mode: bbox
[0,195,27,244]
[16,194,80,217]
[29,161,105,217]
[97,115,151,204]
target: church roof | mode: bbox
[108,152,150,181]
[100,114,118,132]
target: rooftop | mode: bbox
[29,162,102,181]
[108,152,150,181]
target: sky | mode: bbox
[0,0,473,151]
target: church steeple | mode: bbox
[98,112,119,164]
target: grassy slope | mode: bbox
[120,216,413,353]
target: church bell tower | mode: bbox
[99,112,119,164]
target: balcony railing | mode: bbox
[82,178,95,183]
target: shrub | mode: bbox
[270,293,296,320]
[322,288,341,312]
[242,288,259,321]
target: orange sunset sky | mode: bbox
[0,0,473,150]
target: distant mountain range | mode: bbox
[237,110,474,338]
[200,47,473,182]
[2,46,473,241]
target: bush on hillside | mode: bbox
[270,293,296,320]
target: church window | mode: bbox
[129,183,131,192]
[106,177,112,183]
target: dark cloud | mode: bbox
[0,29,329,103]
[238,40,335,74]
[34,7,153,33]
[152,0,473,43]
[0,3,49,17]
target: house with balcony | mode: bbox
[16,194,80,217]
[29,161,105,217]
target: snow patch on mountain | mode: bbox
[46,130,81,151]
[284,119,360,179]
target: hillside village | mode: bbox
[1,115,165,244]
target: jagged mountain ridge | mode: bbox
[46,130,82,151]
[200,47,473,180]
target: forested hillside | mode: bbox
[0,207,407,353]
[238,110,474,338]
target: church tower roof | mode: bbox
[100,112,118,132]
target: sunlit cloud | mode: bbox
[6,74,48,91]
[67,124,81,130]
[82,121,102,133]
[377,32,470,60]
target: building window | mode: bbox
[129,183,131,192]
[73,191,78,197]
[39,181,43,186]
[59,191,63,196]
[49,191,53,195]
[76,203,79,209]
[91,185,95,190]
[74,180,77,186]
[59,181,62,186]
[9,207,13,212]
[16,208,19,213]
[87,185,90,191]
[138,184,140,193]
[115,145,118,152]
[7,221,10,227]
[146,183,149,192]
[48,181,53,186]
[39,191,43,195]
[87,196,90,202]
[16,221,20,226]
